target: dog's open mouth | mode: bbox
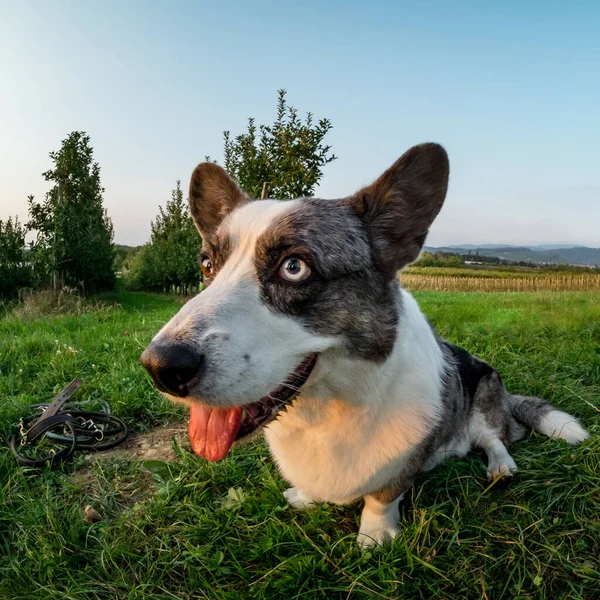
[188,354,318,462]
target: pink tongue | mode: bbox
[189,404,242,462]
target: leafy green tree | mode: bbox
[223,89,337,199]
[413,251,465,268]
[446,255,464,267]
[113,245,142,274]
[125,181,201,294]
[0,216,32,299]
[27,132,115,294]
[414,251,436,267]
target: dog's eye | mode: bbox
[278,257,311,283]
[201,258,213,278]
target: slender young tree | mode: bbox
[27,132,115,294]
[125,181,202,294]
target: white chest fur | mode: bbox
[265,290,445,505]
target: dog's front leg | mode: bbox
[358,470,416,549]
[283,487,316,510]
[357,492,405,549]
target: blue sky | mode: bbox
[1,0,598,247]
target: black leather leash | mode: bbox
[9,379,128,468]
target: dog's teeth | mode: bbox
[241,410,248,423]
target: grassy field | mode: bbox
[1,290,599,599]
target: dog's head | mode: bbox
[141,143,449,461]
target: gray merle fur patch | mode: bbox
[254,197,401,362]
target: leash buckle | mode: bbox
[24,379,82,443]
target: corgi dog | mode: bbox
[141,144,588,548]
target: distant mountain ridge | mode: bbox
[424,245,600,267]
[438,244,593,251]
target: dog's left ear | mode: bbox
[188,163,249,241]
[345,143,449,276]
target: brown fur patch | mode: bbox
[202,229,234,283]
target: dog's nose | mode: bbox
[141,342,203,397]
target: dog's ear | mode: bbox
[345,143,449,276]
[188,163,249,240]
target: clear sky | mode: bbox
[1,0,599,247]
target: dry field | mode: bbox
[402,271,600,292]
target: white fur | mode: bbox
[469,410,518,480]
[422,436,471,471]
[283,487,315,510]
[537,410,589,444]
[357,494,403,549]
[265,289,445,505]
[485,444,518,480]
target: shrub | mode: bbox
[124,182,202,294]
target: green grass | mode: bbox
[1,291,599,599]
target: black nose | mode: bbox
[141,342,203,397]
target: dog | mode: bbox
[141,143,589,548]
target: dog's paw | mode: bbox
[283,487,315,510]
[357,521,399,549]
[357,494,403,549]
[486,455,518,483]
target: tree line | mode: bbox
[0,90,336,300]
[414,251,599,273]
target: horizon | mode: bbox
[113,241,600,251]
[1,1,599,248]
[427,243,600,249]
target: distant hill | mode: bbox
[424,245,600,267]
[441,244,589,251]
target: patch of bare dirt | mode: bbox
[91,421,190,462]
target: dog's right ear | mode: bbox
[188,163,249,240]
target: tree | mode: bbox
[113,245,142,274]
[223,89,337,199]
[125,181,202,294]
[414,251,436,267]
[413,251,465,268]
[27,132,115,294]
[0,216,32,299]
